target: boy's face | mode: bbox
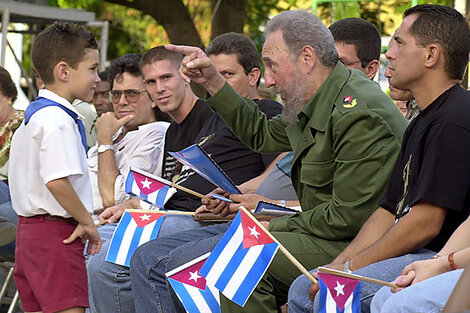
[69,49,100,103]
[209,53,257,99]
[141,59,188,117]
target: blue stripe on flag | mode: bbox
[318,277,328,313]
[106,212,132,262]
[231,242,279,305]
[168,278,201,313]
[200,214,241,277]
[214,241,247,291]
[155,185,169,208]
[125,171,135,195]
[351,281,361,313]
[124,222,145,266]
[201,286,221,313]
[150,216,164,239]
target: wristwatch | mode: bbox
[97,144,114,154]
[344,260,352,273]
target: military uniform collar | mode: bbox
[299,62,349,131]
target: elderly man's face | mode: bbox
[262,30,310,122]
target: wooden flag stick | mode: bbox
[317,266,397,288]
[125,209,195,216]
[169,183,211,201]
[239,206,317,284]
[95,219,108,227]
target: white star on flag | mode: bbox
[140,214,151,221]
[188,270,201,282]
[248,225,260,239]
[334,281,345,297]
[141,178,152,189]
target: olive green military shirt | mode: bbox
[208,63,408,244]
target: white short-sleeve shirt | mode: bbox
[9,89,93,217]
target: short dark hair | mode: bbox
[109,53,170,122]
[0,66,17,102]
[329,18,381,68]
[404,4,470,80]
[31,22,98,84]
[205,32,261,75]
[140,46,183,71]
[98,70,109,82]
[108,53,142,87]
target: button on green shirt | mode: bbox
[208,63,408,246]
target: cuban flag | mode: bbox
[167,253,221,313]
[199,210,279,306]
[318,272,361,313]
[106,210,165,267]
[125,167,176,209]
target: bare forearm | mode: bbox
[97,150,120,208]
[438,215,470,256]
[334,208,394,264]
[46,177,93,225]
[350,202,446,270]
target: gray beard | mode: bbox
[281,96,309,124]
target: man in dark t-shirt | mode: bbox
[288,5,470,313]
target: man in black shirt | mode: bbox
[288,5,470,313]
[88,40,282,312]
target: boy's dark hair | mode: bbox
[404,4,470,80]
[205,32,261,76]
[329,18,381,68]
[140,46,184,71]
[31,22,98,84]
[109,53,170,122]
[0,66,17,102]
[108,54,142,87]
[98,70,109,83]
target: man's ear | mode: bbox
[248,67,261,87]
[298,45,316,73]
[178,68,191,84]
[424,43,440,69]
[55,61,69,82]
[364,60,380,80]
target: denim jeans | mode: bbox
[371,268,463,313]
[130,222,230,313]
[0,180,16,256]
[87,214,203,313]
[287,250,435,313]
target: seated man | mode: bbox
[130,10,407,313]
[88,39,282,313]
[288,5,470,313]
[91,70,114,117]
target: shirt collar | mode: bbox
[38,89,84,119]
[299,62,350,131]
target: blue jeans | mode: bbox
[371,268,463,313]
[87,215,202,313]
[130,222,230,313]
[287,250,435,313]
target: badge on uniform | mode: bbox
[343,96,357,108]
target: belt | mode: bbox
[29,214,78,225]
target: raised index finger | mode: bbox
[165,44,201,56]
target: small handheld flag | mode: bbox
[318,272,361,313]
[106,210,165,267]
[125,167,176,208]
[166,253,221,313]
[199,210,279,307]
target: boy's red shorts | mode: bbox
[14,215,89,313]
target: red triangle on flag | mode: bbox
[240,210,275,249]
[169,259,207,290]
[318,272,360,310]
[129,212,165,228]
[132,171,167,195]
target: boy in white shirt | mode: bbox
[9,22,102,313]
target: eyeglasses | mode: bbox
[109,89,148,104]
[340,59,363,67]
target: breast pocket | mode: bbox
[300,160,336,188]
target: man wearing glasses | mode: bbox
[87,53,170,214]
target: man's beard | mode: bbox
[280,80,310,124]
